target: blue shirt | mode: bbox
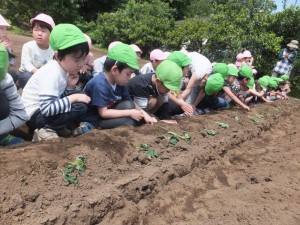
[84,72,131,110]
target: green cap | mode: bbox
[213,63,228,79]
[0,44,8,82]
[227,65,238,77]
[268,79,278,89]
[50,24,87,51]
[272,77,284,85]
[258,77,269,89]
[107,43,139,70]
[238,65,253,79]
[281,74,289,81]
[155,60,183,91]
[205,73,224,96]
[167,51,192,67]
[247,77,254,89]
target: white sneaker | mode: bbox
[32,128,59,142]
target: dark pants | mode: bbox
[196,95,227,109]
[0,93,10,139]
[84,100,137,129]
[8,70,18,84]
[18,71,32,88]
[27,102,88,132]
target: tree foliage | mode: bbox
[86,0,174,54]
[203,0,281,75]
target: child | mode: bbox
[0,14,18,83]
[130,44,143,59]
[235,53,245,69]
[22,24,91,141]
[92,41,121,76]
[18,13,55,88]
[0,44,28,146]
[76,43,157,133]
[76,34,94,88]
[130,43,143,77]
[159,51,193,117]
[278,74,291,95]
[139,49,169,74]
[218,65,250,111]
[197,72,227,110]
[127,59,183,116]
[243,50,254,68]
[180,52,213,113]
[229,65,253,104]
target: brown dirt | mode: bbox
[1,33,300,225]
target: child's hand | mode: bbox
[68,93,91,104]
[181,103,194,116]
[243,105,250,111]
[0,38,12,49]
[143,113,158,125]
[130,109,144,121]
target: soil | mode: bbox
[1,33,300,225]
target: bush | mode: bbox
[86,0,175,56]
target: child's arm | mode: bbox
[168,92,194,115]
[223,86,250,111]
[20,43,37,73]
[97,106,143,121]
[134,103,157,125]
[192,88,205,109]
[0,74,29,135]
[180,73,198,100]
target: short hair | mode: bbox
[32,20,53,32]
[56,42,89,61]
[103,57,130,72]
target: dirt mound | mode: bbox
[1,99,300,225]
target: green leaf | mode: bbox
[216,122,229,129]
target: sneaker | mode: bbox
[195,108,205,115]
[56,127,72,138]
[0,134,24,146]
[73,122,95,136]
[32,128,59,142]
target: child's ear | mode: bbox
[155,77,161,83]
[111,65,119,73]
[54,51,59,60]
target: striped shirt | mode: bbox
[0,74,29,135]
[22,60,71,118]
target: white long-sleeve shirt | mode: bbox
[19,40,54,73]
[0,74,28,135]
[22,60,71,118]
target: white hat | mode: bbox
[0,14,10,27]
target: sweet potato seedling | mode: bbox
[205,129,216,136]
[139,144,159,159]
[158,131,191,146]
[60,156,86,184]
[216,122,229,129]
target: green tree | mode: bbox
[0,0,86,29]
[164,18,210,51]
[86,0,174,55]
[204,0,281,75]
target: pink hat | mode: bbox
[236,53,245,60]
[84,34,92,48]
[150,49,168,61]
[0,14,10,27]
[108,41,122,50]
[30,13,55,29]
[180,49,189,54]
[130,44,143,53]
[243,50,252,58]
